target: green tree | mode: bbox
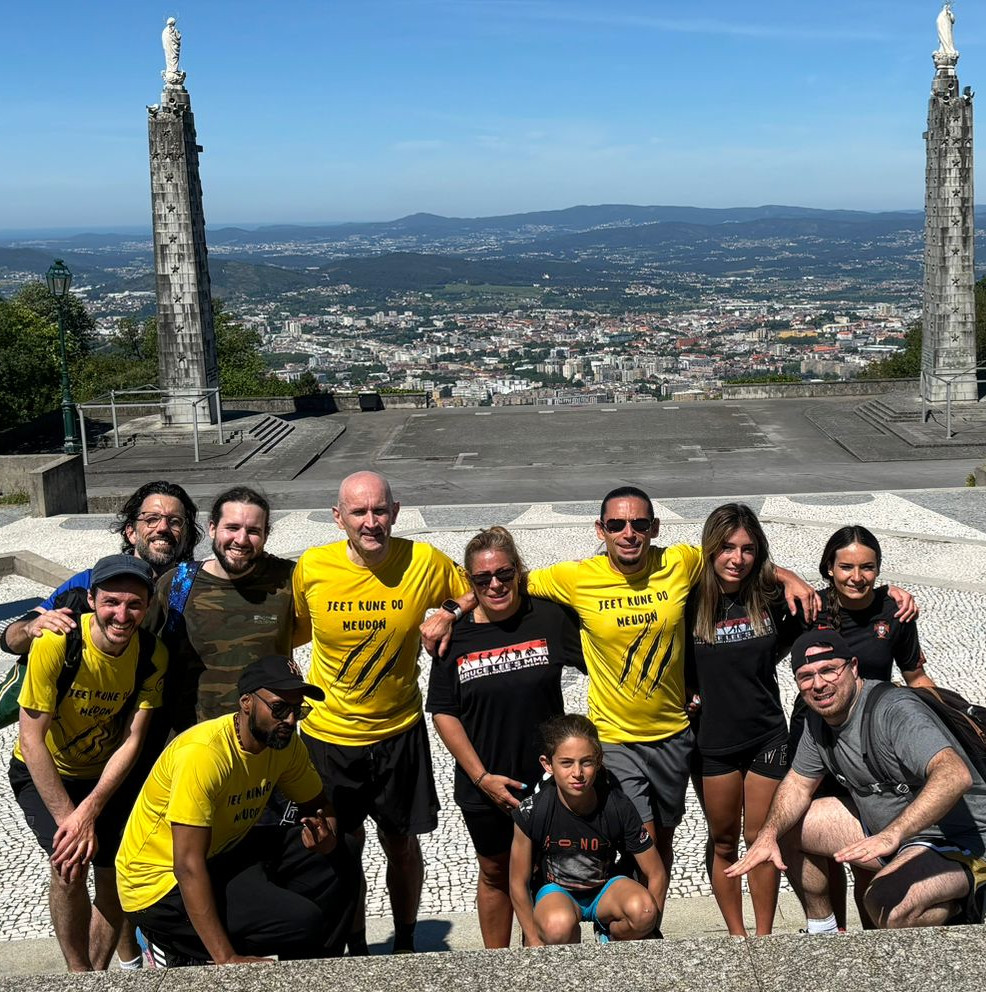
[111,316,157,362]
[12,281,95,357]
[294,370,322,395]
[0,299,62,426]
[975,275,986,364]
[859,322,922,379]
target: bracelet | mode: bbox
[473,771,489,787]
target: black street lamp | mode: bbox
[44,259,81,455]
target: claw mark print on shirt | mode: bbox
[620,619,675,699]
[337,629,402,701]
[57,714,122,764]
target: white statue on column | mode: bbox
[162,17,186,87]
[937,3,957,57]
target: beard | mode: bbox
[212,539,257,576]
[248,711,293,750]
[133,531,180,571]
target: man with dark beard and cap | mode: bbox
[148,486,297,734]
[116,656,358,966]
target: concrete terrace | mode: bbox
[2,485,986,970]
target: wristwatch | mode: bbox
[441,599,463,620]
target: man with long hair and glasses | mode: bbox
[1,480,200,658]
[728,630,986,931]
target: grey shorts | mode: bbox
[602,725,695,829]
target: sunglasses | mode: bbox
[470,566,518,589]
[601,517,653,534]
[252,692,312,721]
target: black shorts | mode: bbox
[134,824,360,964]
[461,806,515,859]
[700,729,790,780]
[8,757,132,868]
[301,718,439,837]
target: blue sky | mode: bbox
[3,1,985,230]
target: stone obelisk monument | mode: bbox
[922,3,978,402]
[148,17,219,425]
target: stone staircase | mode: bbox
[234,415,345,480]
[240,415,295,458]
[806,393,986,462]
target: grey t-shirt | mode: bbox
[793,680,986,855]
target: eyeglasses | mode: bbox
[252,692,312,721]
[794,661,850,689]
[470,566,518,589]
[601,517,652,534]
[136,512,186,531]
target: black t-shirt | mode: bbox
[815,586,923,681]
[685,590,798,756]
[512,775,652,892]
[426,595,584,812]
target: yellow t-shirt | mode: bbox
[293,538,468,745]
[116,714,323,913]
[527,545,703,744]
[13,617,167,779]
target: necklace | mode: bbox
[234,713,247,750]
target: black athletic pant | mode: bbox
[133,824,359,964]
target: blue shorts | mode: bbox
[534,876,621,925]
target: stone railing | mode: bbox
[721,378,919,401]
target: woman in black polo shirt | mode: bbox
[790,523,931,931]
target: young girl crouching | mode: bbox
[509,714,662,945]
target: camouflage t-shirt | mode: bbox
[150,554,296,731]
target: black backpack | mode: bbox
[819,681,986,793]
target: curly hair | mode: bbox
[111,480,201,562]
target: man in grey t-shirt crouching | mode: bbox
[726,630,986,930]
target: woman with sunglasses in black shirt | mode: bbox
[426,526,584,948]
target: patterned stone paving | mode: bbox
[2,488,986,938]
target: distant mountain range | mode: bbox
[2,203,932,249]
[0,203,978,304]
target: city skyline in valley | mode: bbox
[4,1,986,231]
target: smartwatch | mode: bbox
[440,599,463,620]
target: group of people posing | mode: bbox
[3,472,984,971]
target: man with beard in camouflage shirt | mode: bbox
[149,486,296,733]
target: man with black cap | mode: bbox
[727,629,986,930]
[8,554,168,972]
[116,655,358,966]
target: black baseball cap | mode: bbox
[90,554,155,597]
[237,655,325,701]
[790,629,854,674]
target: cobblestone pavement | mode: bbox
[2,488,986,939]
